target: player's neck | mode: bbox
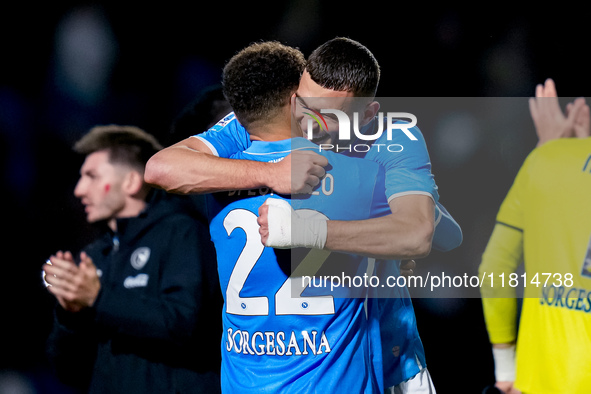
[249,117,294,142]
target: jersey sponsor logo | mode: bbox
[540,285,591,313]
[123,273,149,288]
[130,247,151,270]
[225,327,331,356]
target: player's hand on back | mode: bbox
[269,150,328,195]
[258,198,328,250]
[400,260,416,277]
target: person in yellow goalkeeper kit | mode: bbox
[479,79,591,394]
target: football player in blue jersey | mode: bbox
[207,40,392,393]
[146,38,461,393]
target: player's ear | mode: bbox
[360,100,380,126]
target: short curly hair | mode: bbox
[222,41,305,128]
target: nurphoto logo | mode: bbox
[304,109,418,153]
[305,109,418,141]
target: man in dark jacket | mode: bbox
[43,125,222,393]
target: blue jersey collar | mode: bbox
[246,137,318,154]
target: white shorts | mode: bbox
[388,368,436,394]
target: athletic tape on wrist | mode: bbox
[265,198,327,249]
[492,345,516,382]
[294,213,327,250]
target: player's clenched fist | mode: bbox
[268,150,328,195]
[258,198,327,249]
[258,199,287,247]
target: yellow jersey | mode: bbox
[480,137,591,393]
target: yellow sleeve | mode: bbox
[479,152,536,344]
[479,223,523,344]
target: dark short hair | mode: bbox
[306,37,380,97]
[73,125,163,172]
[222,41,305,128]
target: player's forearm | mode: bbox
[479,224,522,344]
[481,297,518,344]
[478,224,523,299]
[324,213,434,260]
[145,145,275,194]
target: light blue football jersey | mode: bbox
[196,114,461,387]
[207,137,390,393]
[194,112,460,251]
[344,118,435,386]
[196,112,439,201]
[195,112,250,158]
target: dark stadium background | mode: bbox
[1,3,588,393]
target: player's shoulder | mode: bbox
[206,112,239,133]
[363,117,428,163]
[375,115,426,142]
[193,112,251,157]
[536,136,591,152]
[527,137,591,165]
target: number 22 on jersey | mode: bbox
[223,208,335,316]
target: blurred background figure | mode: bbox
[43,125,221,393]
